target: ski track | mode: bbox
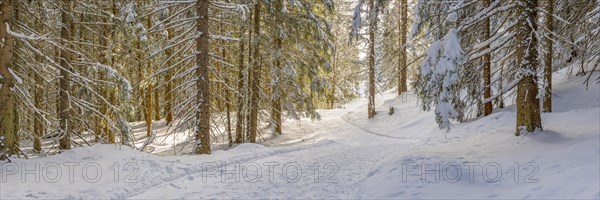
[340,114,420,141]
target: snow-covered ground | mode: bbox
[1,70,599,199]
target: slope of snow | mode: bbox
[1,71,598,199]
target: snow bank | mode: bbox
[360,72,600,199]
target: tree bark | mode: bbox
[368,0,376,119]
[96,1,112,142]
[59,0,72,150]
[34,55,44,152]
[515,0,542,135]
[0,0,17,157]
[165,22,174,125]
[195,0,211,154]
[329,47,337,109]
[146,82,153,137]
[271,0,283,135]
[542,0,553,112]
[108,90,116,143]
[271,36,283,135]
[398,0,408,95]
[245,17,253,141]
[154,85,160,120]
[219,14,233,146]
[249,2,261,142]
[483,0,493,116]
[235,19,246,144]
[106,0,117,143]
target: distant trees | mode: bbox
[351,0,386,119]
[366,0,377,119]
[397,0,408,95]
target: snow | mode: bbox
[350,1,363,39]
[1,69,598,199]
[8,68,22,85]
[418,29,464,131]
[5,22,46,41]
[93,63,132,99]
[122,1,137,24]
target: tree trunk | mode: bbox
[154,85,161,120]
[146,83,153,137]
[34,56,45,152]
[0,0,17,158]
[108,91,116,143]
[329,46,337,109]
[483,0,493,116]
[245,18,253,141]
[542,0,553,112]
[195,0,211,154]
[497,65,505,108]
[59,0,72,150]
[249,2,261,142]
[95,1,112,142]
[271,0,283,135]
[368,0,376,119]
[219,14,233,146]
[235,19,246,144]
[32,2,46,152]
[165,24,174,125]
[515,0,542,135]
[398,0,408,95]
[271,37,283,135]
[106,0,117,143]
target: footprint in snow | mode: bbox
[169,183,182,189]
[385,191,405,198]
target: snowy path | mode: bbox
[129,115,418,199]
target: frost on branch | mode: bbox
[416,28,464,132]
[122,1,137,24]
[93,63,132,100]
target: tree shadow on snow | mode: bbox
[524,130,569,144]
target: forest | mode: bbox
[0,0,599,198]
